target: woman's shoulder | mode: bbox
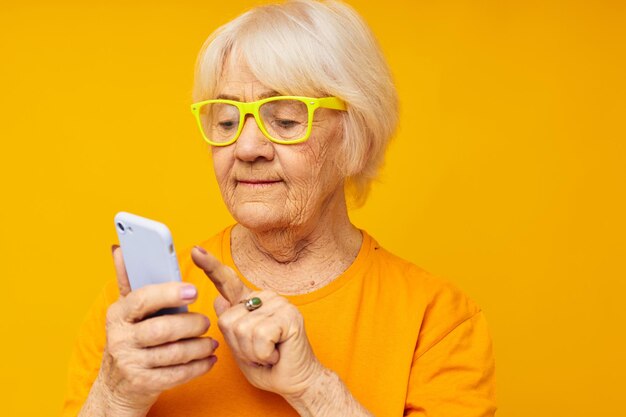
[364,231,482,331]
[363,232,459,288]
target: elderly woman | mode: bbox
[64,1,496,416]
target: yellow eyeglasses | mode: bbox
[190,96,347,146]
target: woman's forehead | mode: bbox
[215,57,278,101]
[215,49,324,100]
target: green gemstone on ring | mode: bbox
[244,297,263,311]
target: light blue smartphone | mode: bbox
[114,212,187,315]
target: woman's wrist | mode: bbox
[78,371,153,417]
[283,367,373,417]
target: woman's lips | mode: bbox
[237,179,282,187]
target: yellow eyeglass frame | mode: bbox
[190,96,347,146]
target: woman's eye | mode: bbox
[276,119,298,129]
[218,120,236,130]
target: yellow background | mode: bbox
[1,0,625,415]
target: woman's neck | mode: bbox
[230,195,362,295]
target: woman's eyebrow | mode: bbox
[216,93,240,100]
[216,90,281,101]
[257,90,281,100]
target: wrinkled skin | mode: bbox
[79,248,219,417]
[210,58,346,238]
[191,248,325,397]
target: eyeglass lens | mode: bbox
[199,99,309,143]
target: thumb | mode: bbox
[191,245,251,305]
[111,245,132,296]
[213,295,231,317]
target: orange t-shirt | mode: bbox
[63,226,496,416]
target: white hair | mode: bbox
[193,0,399,206]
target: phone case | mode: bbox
[114,212,187,314]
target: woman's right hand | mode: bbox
[80,246,219,417]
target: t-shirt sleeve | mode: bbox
[61,280,119,417]
[404,310,497,416]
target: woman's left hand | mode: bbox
[190,246,324,397]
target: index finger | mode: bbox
[191,246,251,305]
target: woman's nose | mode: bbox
[233,115,275,162]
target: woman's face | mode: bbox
[210,57,346,233]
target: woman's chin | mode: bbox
[232,203,289,232]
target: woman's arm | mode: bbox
[78,373,148,417]
[284,368,374,417]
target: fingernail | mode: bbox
[111,244,119,254]
[180,284,198,300]
[194,245,207,255]
[213,339,219,349]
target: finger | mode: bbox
[112,245,131,296]
[191,246,251,304]
[144,337,219,368]
[214,295,231,317]
[215,298,251,360]
[215,291,271,361]
[249,296,286,365]
[220,291,281,365]
[122,282,199,322]
[151,357,218,391]
[250,320,282,365]
[217,290,279,328]
[133,313,210,347]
